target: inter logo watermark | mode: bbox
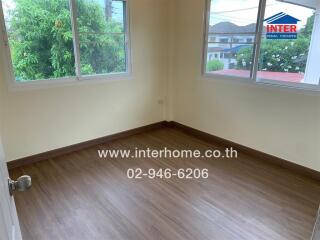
[264,12,300,39]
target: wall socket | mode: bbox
[158,99,164,105]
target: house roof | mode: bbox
[209,22,256,34]
[207,47,224,53]
[264,12,301,24]
[223,45,250,53]
[207,45,250,53]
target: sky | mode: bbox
[2,0,16,20]
[210,0,315,29]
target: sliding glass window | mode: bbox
[205,0,260,78]
[0,0,130,83]
[204,0,320,90]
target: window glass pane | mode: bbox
[258,0,315,85]
[1,0,75,82]
[79,34,126,75]
[209,0,259,32]
[77,0,125,34]
[76,0,127,75]
[206,0,260,77]
[207,43,254,78]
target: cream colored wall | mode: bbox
[0,0,169,161]
[171,0,320,172]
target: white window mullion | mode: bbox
[124,0,130,74]
[304,8,320,85]
[69,0,81,79]
[202,0,211,75]
[252,0,267,81]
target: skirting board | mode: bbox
[7,121,167,169]
[167,121,320,182]
[7,121,320,182]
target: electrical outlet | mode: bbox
[158,99,164,105]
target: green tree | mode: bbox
[236,47,252,70]
[207,60,224,71]
[258,37,310,73]
[8,0,125,81]
[76,0,125,75]
[301,14,315,38]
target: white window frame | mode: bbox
[0,0,132,90]
[203,0,320,92]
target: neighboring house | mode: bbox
[207,22,257,69]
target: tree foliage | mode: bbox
[235,47,252,71]
[301,14,314,37]
[8,0,125,81]
[258,37,309,73]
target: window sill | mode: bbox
[257,78,320,92]
[202,73,254,83]
[7,73,133,92]
[201,73,320,95]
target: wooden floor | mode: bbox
[312,208,320,240]
[10,127,320,240]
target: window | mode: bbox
[258,0,315,85]
[204,0,320,90]
[205,0,259,77]
[0,0,130,83]
[220,38,229,43]
[233,38,240,43]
